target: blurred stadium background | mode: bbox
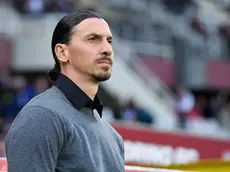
[0,0,230,171]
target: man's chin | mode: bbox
[93,73,111,82]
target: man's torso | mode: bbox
[12,86,125,172]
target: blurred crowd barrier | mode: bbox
[125,166,185,172]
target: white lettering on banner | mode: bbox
[124,140,200,166]
[222,151,230,160]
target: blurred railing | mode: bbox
[125,166,186,172]
[112,35,176,115]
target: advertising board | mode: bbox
[113,124,230,166]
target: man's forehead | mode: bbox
[73,18,111,36]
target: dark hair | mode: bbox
[49,10,103,81]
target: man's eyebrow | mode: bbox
[107,36,113,40]
[85,33,113,39]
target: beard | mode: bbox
[92,57,113,82]
[92,68,112,82]
[93,71,111,82]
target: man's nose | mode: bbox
[100,40,112,56]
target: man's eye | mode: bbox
[108,40,112,44]
[88,37,97,41]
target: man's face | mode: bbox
[67,18,113,82]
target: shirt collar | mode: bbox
[50,73,103,117]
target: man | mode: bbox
[4,10,125,172]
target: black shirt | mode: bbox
[51,73,103,117]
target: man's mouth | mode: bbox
[97,60,112,65]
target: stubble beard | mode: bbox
[92,67,112,82]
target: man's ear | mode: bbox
[55,43,69,63]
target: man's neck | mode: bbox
[61,70,99,100]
